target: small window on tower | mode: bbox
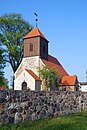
[43,45,45,53]
[30,43,33,51]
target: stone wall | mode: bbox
[0,90,87,124]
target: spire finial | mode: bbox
[34,12,38,27]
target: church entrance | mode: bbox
[22,81,27,90]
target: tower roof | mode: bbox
[24,27,48,41]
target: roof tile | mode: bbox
[24,27,48,41]
[60,76,77,86]
[41,55,69,76]
[25,69,41,81]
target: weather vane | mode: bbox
[34,12,38,27]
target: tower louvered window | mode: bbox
[30,43,33,51]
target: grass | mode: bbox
[0,110,87,130]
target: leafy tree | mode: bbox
[0,43,8,88]
[0,13,33,73]
[38,65,61,90]
[0,49,4,76]
[0,77,8,89]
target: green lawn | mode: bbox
[0,110,87,130]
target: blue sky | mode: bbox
[0,0,87,86]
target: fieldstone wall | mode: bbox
[0,90,87,124]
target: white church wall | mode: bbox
[23,56,40,76]
[14,56,47,90]
[14,70,35,90]
[14,59,24,79]
[14,56,40,80]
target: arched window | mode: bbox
[30,43,33,51]
[22,81,27,90]
[43,44,45,53]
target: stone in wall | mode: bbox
[0,90,86,124]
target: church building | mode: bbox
[14,27,78,91]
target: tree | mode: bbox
[0,43,8,88]
[38,65,61,90]
[0,13,33,73]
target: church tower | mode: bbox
[23,27,49,60]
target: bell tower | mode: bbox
[23,27,49,60]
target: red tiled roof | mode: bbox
[24,27,48,41]
[25,69,41,81]
[48,55,61,65]
[41,55,69,76]
[60,76,77,86]
[0,86,6,90]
